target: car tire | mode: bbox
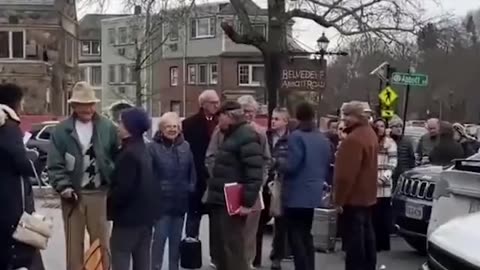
[403,235,427,255]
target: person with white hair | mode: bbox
[149,111,197,270]
[416,118,440,164]
[182,89,220,266]
[237,95,271,268]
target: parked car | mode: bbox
[421,212,480,270]
[392,165,443,254]
[26,121,59,187]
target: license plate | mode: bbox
[405,203,423,220]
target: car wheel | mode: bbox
[403,235,427,254]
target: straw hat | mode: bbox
[68,81,100,104]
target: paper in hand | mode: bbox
[23,131,32,145]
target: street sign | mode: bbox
[379,86,398,107]
[381,110,395,118]
[391,72,428,87]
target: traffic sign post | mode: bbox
[391,72,429,87]
[379,86,398,107]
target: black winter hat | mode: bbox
[121,107,151,137]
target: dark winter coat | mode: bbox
[182,110,217,213]
[207,122,264,208]
[267,129,289,183]
[107,138,157,227]
[429,138,465,166]
[392,135,416,182]
[279,121,333,209]
[460,139,480,157]
[148,133,197,216]
[0,106,36,270]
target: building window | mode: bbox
[129,65,136,82]
[0,30,25,59]
[191,17,216,39]
[109,65,116,83]
[119,27,128,44]
[238,64,264,86]
[108,28,116,44]
[91,66,102,86]
[65,36,74,65]
[209,64,218,85]
[238,23,267,37]
[78,67,87,81]
[170,67,178,86]
[170,100,181,114]
[129,25,139,43]
[187,65,196,84]
[81,41,100,56]
[119,64,128,83]
[198,64,207,84]
[164,23,179,41]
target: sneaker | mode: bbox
[379,265,387,270]
[284,255,294,261]
[250,264,257,270]
[209,262,217,269]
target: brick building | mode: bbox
[154,0,304,117]
[0,0,78,115]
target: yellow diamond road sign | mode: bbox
[379,86,398,106]
[381,110,394,118]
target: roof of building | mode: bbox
[79,14,128,40]
[218,0,267,16]
[0,0,55,5]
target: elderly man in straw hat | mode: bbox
[334,101,378,270]
[47,81,119,270]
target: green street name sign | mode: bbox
[391,72,428,87]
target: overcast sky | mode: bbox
[86,0,480,50]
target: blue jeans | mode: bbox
[152,215,185,270]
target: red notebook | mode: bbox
[224,182,265,216]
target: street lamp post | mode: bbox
[314,33,348,127]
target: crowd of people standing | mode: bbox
[2,80,480,270]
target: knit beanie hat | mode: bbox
[120,107,151,137]
[389,115,403,127]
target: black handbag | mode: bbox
[180,238,202,269]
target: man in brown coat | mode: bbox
[334,101,379,270]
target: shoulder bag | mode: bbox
[12,163,53,250]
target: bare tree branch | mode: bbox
[220,21,268,51]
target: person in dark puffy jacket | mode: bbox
[429,122,465,166]
[207,101,264,270]
[0,83,38,270]
[108,107,155,270]
[389,116,415,188]
[149,112,197,270]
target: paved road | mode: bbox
[36,198,425,270]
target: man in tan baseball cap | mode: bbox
[48,81,119,270]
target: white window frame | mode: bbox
[108,28,116,45]
[209,63,218,85]
[238,23,267,37]
[109,64,116,83]
[191,17,216,39]
[90,66,102,86]
[118,27,128,44]
[187,64,196,85]
[119,64,127,83]
[0,30,26,59]
[198,64,207,85]
[170,66,178,86]
[79,63,102,87]
[81,40,101,56]
[65,35,75,66]
[238,64,264,86]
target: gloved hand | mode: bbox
[60,187,78,202]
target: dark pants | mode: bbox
[372,197,392,251]
[185,211,201,238]
[270,217,290,261]
[110,224,153,270]
[343,206,376,270]
[210,206,248,270]
[152,215,185,270]
[285,208,315,270]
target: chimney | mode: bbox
[134,5,141,15]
